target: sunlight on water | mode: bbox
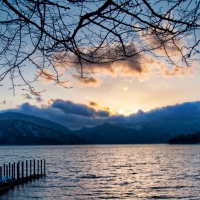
[0,145,200,199]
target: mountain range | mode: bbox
[0,112,83,145]
[1,112,200,144]
[74,117,200,144]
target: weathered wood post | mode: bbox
[6,165,8,179]
[19,161,20,179]
[13,162,15,179]
[40,160,42,175]
[3,163,5,177]
[22,161,24,179]
[30,160,32,177]
[44,159,46,176]
[26,160,28,178]
[17,162,19,179]
[37,160,39,176]
[0,166,2,181]
[33,159,35,177]
[11,164,13,179]
[9,163,10,177]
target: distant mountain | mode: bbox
[1,112,200,145]
[115,117,200,143]
[74,122,154,144]
[0,112,72,135]
[0,112,84,145]
[74,122,136,144]
[74,117,200,144]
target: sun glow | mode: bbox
[123,87,128,91]
[118,108,125,114]
[133,108,140,113]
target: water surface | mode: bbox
[0,145,200,199]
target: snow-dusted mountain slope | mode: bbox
[2,112,200,144]
[0,112,72,135]
[74,117,200,144]
[0,112,84,145]
[115,117,200,142]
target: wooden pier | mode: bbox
[0,159,46,194]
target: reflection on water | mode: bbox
[0,145,200,199]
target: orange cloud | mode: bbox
[87,100,112,114]
[71,74,102,87]
[89,101,99,107]
[50,41,196,87]
[103,107,110,111]
[164,66,194,76]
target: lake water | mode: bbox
[0,145,200,199]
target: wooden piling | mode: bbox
[37,160,39,176]
[11,164,13,179]
[13,162,15,179]
[22,161,24,179]
[40,160,42,175]
[3,164,5,177]
[26,160,28,178]
[0,159,46,194]
[30,160,32,176]
[17,162,19,179]
[9,163,10,177]
[6,165,8,179]
[33,159,35,177]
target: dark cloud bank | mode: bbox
[1,100,200,130]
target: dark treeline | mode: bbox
[169,132,200,144]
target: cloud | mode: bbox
[164,66,194,76]
[144,34,181,57]
[30,90,45,102]
[69,53,148,79]
[54,42,195,87]
[0,101,116,129]
[1,100,200,130]
[88,101,112,113]
[71,74,101,87]
[51,99,110,118]
[88,101,99,107]
[127,101,200,123]
[21,90,45,102]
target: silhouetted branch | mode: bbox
[0,0,199,93]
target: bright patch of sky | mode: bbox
[1,67,200,117]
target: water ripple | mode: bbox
[0,145,200,199]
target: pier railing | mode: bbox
[0,159,46,193]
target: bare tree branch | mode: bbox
[0,0,199,93]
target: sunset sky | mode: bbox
[1,55,200,130]
[1,28,200,130]
[1,0,200,130]
[1,62,200,111]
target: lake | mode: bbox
[0,145,200,199]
